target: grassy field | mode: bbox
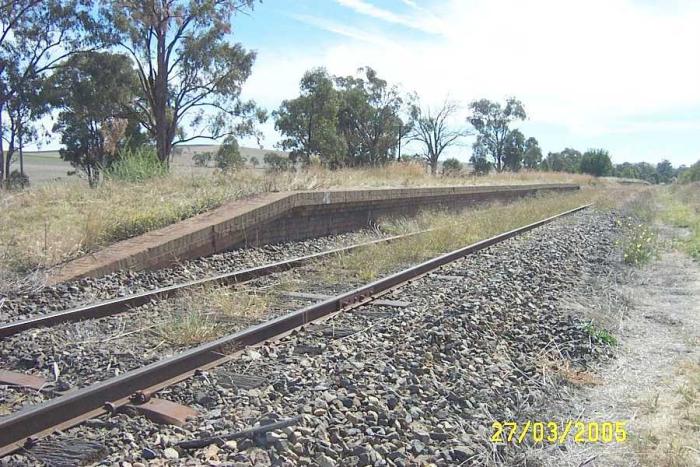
[11,147,283,183]
[0,161,600,284]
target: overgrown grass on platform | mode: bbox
[303,189,621,284]
[0,163,596,280]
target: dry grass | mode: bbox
[153,286,268,346]
[0,163,599,278]
[314,188,622,284]
[658,183,700,259]
[538,355,602,387]
[633,359,700,467]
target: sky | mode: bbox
[227,0,700,166]
[29,0,700,166]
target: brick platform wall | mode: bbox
[48,184,579,284]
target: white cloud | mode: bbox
[334,0,444,33]
[280,0,700,163]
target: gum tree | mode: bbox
[47,51,143,186]
[407,99,470,175]
[0,0,96,183]
[467,97,526,172]
[274,68,345,167]
[101,0,266,164]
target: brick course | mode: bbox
[47,184,579,284]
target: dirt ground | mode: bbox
[529,228,700,465]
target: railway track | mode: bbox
[0,231,427,338]
[0,205,590,459]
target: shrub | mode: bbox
[264,152,292,172]
[580,149,613,176]
[679,160,700,183]
[442,158,463,175]
[193,151,213,167]
[584,322,618,345]
[471,155,492,175]
[214,136,244,171]
[4,170,30,190]
[105,146,168,182]
[621,220,656,265]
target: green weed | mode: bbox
[621,220,657,265]
[584,322,618,345]
[105,146,168,183]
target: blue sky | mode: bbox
[227,0,700,167]
[30,0,700,167]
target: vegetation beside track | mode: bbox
[0,165,593,284]
[151,190,607,345]
[658,183,700,260]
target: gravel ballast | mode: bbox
[0,230,386,322]
[3,209,623,466]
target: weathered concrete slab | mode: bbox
[47,184,579,284]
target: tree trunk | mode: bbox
[18,125,24,182]
[4,148,11,179]
[430,156,438,175]
[0,105,4,183]
[154,27,171,165]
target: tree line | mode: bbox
[1,1,695,188]
[275,67,695,183]
[1,0,264,187]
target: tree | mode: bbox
[47,51,142,185]
[679,160,700,183]
[264,152,292,172]
[214,135,244,171]
[579,149,613,177]
[442,158,463,175]
[502,129,525,171]
[470,136,493,175]
[0,0,97,183]
[614,162,640,179]
[467,97,526,172]
[543,148,582,173]
[2,65,48,187]
[523,137,542,169]
[101,0,266,164]
[635,162,658,183]
[407,99,469,175]
[274,68,345,167]
[656,159,674,183]
[274,67,405,169]
[334,67,404,167]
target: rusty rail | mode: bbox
[0,231,430,338]
[0,204,590,457]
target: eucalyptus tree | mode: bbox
[334,67,404,166]
[542,148,582,173]
[467,98,526,172]
[579,149,613,177]
[502,128,525,171]
[522,137,543,169]
[274,66,405,169]
[273,68,345,167]
[0,0,96,182]
[101,0,266,164]
[407,99,469,174]
[48,52,143,186]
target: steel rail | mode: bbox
[0,204,590,457]
[0,231,430,338]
